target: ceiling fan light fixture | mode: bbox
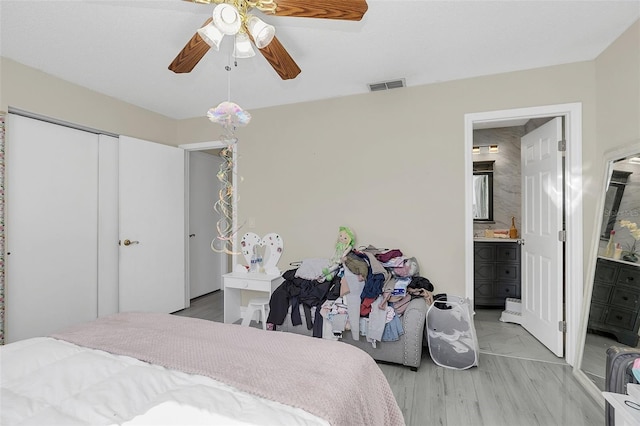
[247,15,275,49]
[212,3,242,35]
[197,22,225,50]
[234,32,255,58]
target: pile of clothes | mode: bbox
[266,245,434,347]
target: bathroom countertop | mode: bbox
[597,255,640,268]
[473,237,520,242]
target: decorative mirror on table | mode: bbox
[574,140,640,404]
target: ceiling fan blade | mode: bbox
[168,18,213,73]
[258,36,301,80]
[271,0,368,21]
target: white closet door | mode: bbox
[118,136,186,313]
[5,114,99,343]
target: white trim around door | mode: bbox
[464,103,583,367]
[179,140,239,301]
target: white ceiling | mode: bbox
[1,0,639,120]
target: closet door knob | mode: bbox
[123,239,139,246]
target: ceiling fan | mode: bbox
[169,0,368,80]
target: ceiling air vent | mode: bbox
[368,78,406,92]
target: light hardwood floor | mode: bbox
[173,292,605,426]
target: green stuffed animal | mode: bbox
[320,226,355,282]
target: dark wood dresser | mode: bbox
[474,241,521,307]
[588,257,640,346]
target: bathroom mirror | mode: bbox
[600,170,632,239]
[473,161,494,221]
[574,140,640,404]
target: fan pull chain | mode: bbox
[224,42,238,102]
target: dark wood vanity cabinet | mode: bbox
[474,241,521,307]
[588,257,640,346]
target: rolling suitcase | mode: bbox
[605,346,640,426]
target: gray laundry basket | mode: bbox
[426,294,479,370]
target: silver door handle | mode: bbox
[123,239,139,246]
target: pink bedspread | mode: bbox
[51,312,404,426]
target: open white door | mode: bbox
[520,117,564,357]
[119,136,186,313]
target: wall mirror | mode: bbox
[473,161,494,221]
[600,170,633,239]
[574,140,640,404]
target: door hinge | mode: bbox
[558,140,566,152]
[559,230,566,242]
[559,320,566,333]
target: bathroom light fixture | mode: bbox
[473,145,500,154]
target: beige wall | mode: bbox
[595,19,640,154]
[592,19,640,247]
[2,19,638,297]
[178,61,598,296]
[0,58,177,145]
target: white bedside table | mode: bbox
[222,272,283,324]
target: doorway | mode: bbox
[471,117,564,361]
[180,141,236,305]
[188,150,226,299]
[464,103,584,366]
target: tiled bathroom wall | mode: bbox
[473,126,524,235]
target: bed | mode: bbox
[1,312,404,426]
